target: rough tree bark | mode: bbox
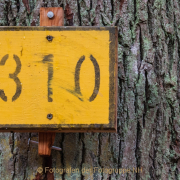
[0,0,180,180]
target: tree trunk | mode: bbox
[0,0,180,179]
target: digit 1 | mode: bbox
[42,54,53,102]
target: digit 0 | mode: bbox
[75,55,100,102]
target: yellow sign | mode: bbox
[0,27,117,132]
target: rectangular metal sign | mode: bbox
[0,27,117,132]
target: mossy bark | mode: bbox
[0,0,180,179]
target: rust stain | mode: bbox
[44,156,54,180]
[167,130,170,139]
[31,21,36,26]
[32,172,43,180]
[120,0,125,12]
[22,0,30,13]
[177,159,180,172]
[65,4,74,26]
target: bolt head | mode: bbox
[46,35,54,41]
[47,11,54,19]
[47,113,53,120]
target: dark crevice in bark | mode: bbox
[17,0,20,13]
[12,156,16,180]
[80,133,85,180]
[89,0,92,25]
[90,0,92,10]
[126,108,130,127]
[98,133,102,167]
[118,31,123,45]
[134,87,137,114]
[118,137,124,169]
[11,132,14,154]
[110,135,119,167]
[167,37,174,77]
[177,0,180,14]
[126,173,129,179]
[115,18,119,26]
[134,0,136,21]
[122,52,126,76]
[154,108,165,179]
[166,0,172,20]
[176,1,180,111]
[9,2,13,25]
[135,121,142,180]
[129,21,133,41]
[165,0,174,77]
[60,133,65,180]
[111,0,114,21]
[173,5,176,42]
[11,3,17,26]
[87,2,92,24]
[149,163,155,179]
[137,25,143,81]
[119,76,124,105]
[139,25,143,63]
[103,1,105,15]
[77,0,82,26]
[43,0,47,8]
[143,70,148,128]
[168,103,176,144]
[43,156,54,180]
[24,133,31,180]
[12,150,17,179]
[59,3,64,8]
[101,14,106,26]
[29,0,35,12]
[175,168,178,180]
[5,1,9,26]
[152,108,159,180]
[26,13,31,26]
[91,21,95,26]
[177,41,180,105]
[147,0,153,43]
[118,139,121,168]
[118,63,124,171]
[11,132,15,180]
[154,52,160,77]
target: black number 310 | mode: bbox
[0,54,100,102]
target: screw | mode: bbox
[47,11,54,19]
[47,113,53,120]
[46,35,54,42]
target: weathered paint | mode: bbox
[0,27,117,132]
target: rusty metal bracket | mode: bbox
[28,138,62,151]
